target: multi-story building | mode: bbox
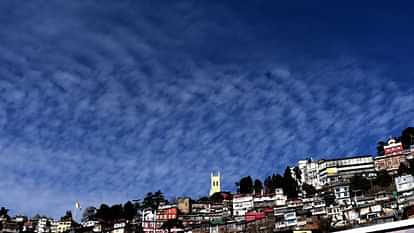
[141,205,178,233]
[141,209,159,233]
[56,220,71,233]
[36,217,50,233]
[253,189,287,209]
[232,194,253,218]
[298,159,321,189]
[395,175,414,209]
[375,138,407,174]
[156,205,178,223]
[49,220,58,233]
[319,155,376,186]
[274,207,298,230]
[334,185,351,206]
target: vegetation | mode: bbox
[374,170,393,187]
[61,211,73,221]
[0,207,9,219]
[401,127,414,149]
[302,183,317,197]
[253,179,263,194]
[377,127,414,155]
[238,176,254,194]
[282,166,299,198]
[161,219,184,233]
[350,176,371,192]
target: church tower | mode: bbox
[209,172,221,196]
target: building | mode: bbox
[298,159,321,189]
[177,197,191,215]
[156,205,178,222]
[209,172,221,196]
[232,194,253,218]
[253,190,287,209]
[395,175,414,193]
[274,207,298,230]
[319,155,376,186]
[334,185,351,206]
[111,222,128,233]
[36,217,50,233]
[56,220,72,233]
[395,175,414,209]
[374,138,407,174]
[142,209,159,233]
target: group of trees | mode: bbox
[0,207,9,230]
[81,190,166,224]
[237,166,302,198]
[349,170,393,193]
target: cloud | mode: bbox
[0,1,413,218]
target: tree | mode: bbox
[401,127,414,149]
[377,141,386,156]
[96,204,110,222]
[322,191,336,207]
[293,166,302,183]
[239,176,253,194]
[302,183,317,197]
[253,179,263,195]
[198,196,209,202]
[61,211,73,221]
[235,181,240,193]
[0,207,9,218]
[82,206,97,222]
[350,175,371,192]
[209,192,224,203]
[123,201,136,220]
[161,219,184,233]
[0,207,9,223]
[398,163,410,176]
[272,174,283,189]
[282,167,299,198]
[264,176,272,193]
[143,191,166,210]
[374,170,393,187]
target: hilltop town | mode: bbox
[1,127,414,233]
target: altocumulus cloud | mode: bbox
[0,1,413,217]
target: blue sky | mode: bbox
[1,1,414,218]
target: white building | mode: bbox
[319,155,376,186]
[253,189,287,208]
[395,175,414,209]
[274,207,298,230]
[298,159,321,189]
[232,194,253,217]
[36,218,50,233]
[395,175,414,193]
[56,220,71,233]
[50,220,58,233]
[334,185,351,206]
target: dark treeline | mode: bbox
[82,191,166,224]
[236,166,303,198]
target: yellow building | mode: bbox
[56,220,71,233]
[209,172,221,196]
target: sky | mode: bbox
[1,1,414,218]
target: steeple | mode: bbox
[209,171,221,196]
